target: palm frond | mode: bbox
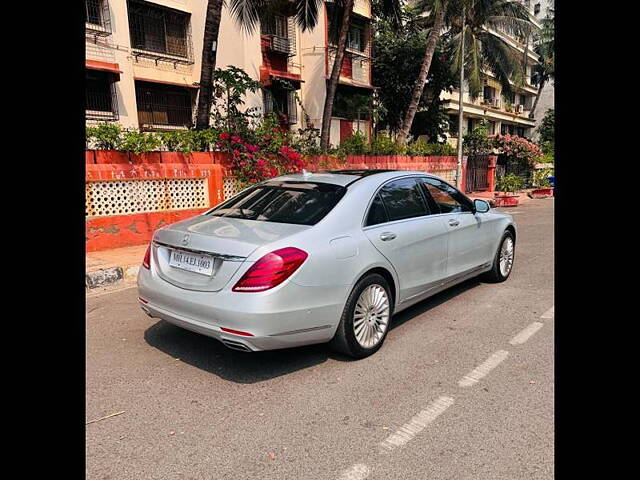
[466,29,483,99]
[228,0,264,34]
[294,0,322,31]
[478,31,520,98]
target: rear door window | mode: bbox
[207,181,346,226]
[377,178,429,222]
[365,193,388,226]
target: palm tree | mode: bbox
[195,0,324,130]
[529,5,554,119]
[397,0,534,145]
[396,0,449,146]
[319,0,401,151]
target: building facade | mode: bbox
[441,0,544,146]
[85,0,373,146]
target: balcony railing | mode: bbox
[135,83,194,130]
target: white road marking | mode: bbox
[458,350,509,388]
[338,463,370,480]
[541,306,554,319]
[379,396,454,451]
[509,322,544,345]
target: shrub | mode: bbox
[463,121,492,155]
[120,130,161,154]
[291,127,322,156]
[532,168,553,188]
[369,133,402,155]
[489,134,543,165]
[86,122,123,150]
[336,131,369,156]
[495,173,525,194]
[406,139,456,156]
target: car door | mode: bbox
[419,177,494,279]
[363,177,448,303]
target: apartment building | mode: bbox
[85,0,373,146]
[441,0,543,145]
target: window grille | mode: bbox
[135,81,194,129]
[86,70,119,121]
[85,0,112,36]
[128,0,193,63]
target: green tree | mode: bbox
[529,4,554,119]
[319,0,402,151]
[372,10,455,141]
[196,0,325,130]
[537,108,554,154]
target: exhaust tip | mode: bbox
[221,339,252,352]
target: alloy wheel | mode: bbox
[353,284,390,349]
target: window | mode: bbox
[366,194,388,226]
[128,0,191,59]
[377,178,428,222]
[483,85,495,102]
[420,178,473,214]
[534,3,541,14]
[347,24,365,52]
[487,121,496,135]
[208,182,346,226]
[86,70,118,120]
[135,81,193,129]
[86,0,103,25]
[261,13,288,38]
[263,89,298,124]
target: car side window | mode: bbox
[421,178,473,214]
[366,193,388,226]
[377,178,429,222]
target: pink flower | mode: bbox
[219,132,230,141]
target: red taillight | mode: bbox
[142,244,151,269]
[232,247,308,292]
[221,327,254,337]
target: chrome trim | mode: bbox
[153,240,247,262]
[269,324,333,337]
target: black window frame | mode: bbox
[364,176,432,227]
[420,177,475,214]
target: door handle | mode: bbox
[379,232,397,241]
[448,219,460,227]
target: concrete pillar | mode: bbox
[461,156,468,192]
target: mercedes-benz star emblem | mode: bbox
[182,234,190,246]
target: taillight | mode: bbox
[142,244,151,269]
[232,247,308,292]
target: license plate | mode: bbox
[169,249,215,276]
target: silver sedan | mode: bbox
[137,170,516,358]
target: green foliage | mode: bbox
[406,139,456,156]
[86,123,123,150]
[119,130,161,154]
[495,174,525,194]
[210,66,262,132]
[337,132,369,156]
[463,120,492,155]
[537,109,554,151]
[370,133,403,155]
[372,9,456,141]
[291,127,322,156]
[532,168,553,188]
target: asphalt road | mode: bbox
[86,198,554,480]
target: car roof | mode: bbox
[272,170,441,187]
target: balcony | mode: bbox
[86,70,118,122]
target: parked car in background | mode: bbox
[138,170,516,358]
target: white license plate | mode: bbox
[169,249,215,276]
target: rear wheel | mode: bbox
[483,230,515,283]
[330,273,392,359]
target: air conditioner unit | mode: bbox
[271,36,291,55]
[516,104,524,113]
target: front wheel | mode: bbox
[330,273,393,359]
[483,230,515,283]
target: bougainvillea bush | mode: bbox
[216,128,305,188]
[488,134,543,165]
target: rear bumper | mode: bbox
[137,266,348,352]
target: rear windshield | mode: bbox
[207,181,347,226]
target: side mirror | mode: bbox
[473,199,491,213]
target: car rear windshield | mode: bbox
[207,181,347,226]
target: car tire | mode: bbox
[483,230,516,283]
[330,273,393,359]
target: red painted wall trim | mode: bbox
[86,60,122,74]
[133,77,200,89]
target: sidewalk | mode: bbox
[468,189,536,206]
[86,244,147,290]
